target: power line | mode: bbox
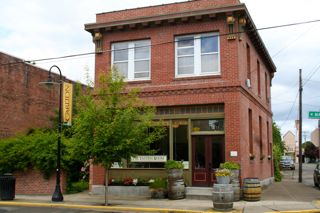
[280,91,299,129]
[1,18,320,67]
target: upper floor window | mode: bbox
[175,33,220,77]
[112,40,151,81]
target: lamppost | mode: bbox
[39,65,64,202]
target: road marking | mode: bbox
[0,201,244,213]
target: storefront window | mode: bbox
[128,126,169,168]
[173,120,189,168]
[192,119,224,132]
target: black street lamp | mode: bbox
[39,65,64,202]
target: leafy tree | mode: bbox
[272,122,283,182]
[73,70,164,205]
[303,141,319,162]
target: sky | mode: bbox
[1,0,320,140]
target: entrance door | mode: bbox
[192,135,224,186]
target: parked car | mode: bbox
[314,163,320,187]
[280,156,295,170]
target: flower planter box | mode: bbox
[91,185,150,197]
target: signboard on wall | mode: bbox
[131,155,167,162]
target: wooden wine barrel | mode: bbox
[167,169,183,181]
[168,179,185,200]
[243,178,261,201]
[232,181,241,201]
[212,184,234,211]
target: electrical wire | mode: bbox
[279,91,299,129]
[1,18,320,67]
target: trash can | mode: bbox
[0,173,16,200]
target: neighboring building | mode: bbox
[85,0,276,191]
[283,131,296,159]
[311,128,320,147]
[0,51,69,138]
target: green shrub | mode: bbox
[67,180,89,194]
[149,178,167,189]
[220,161,240,170]
[164,160,183,170]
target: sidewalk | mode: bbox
[1,178,320,213]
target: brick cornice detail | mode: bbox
[138,85,240,98]
[138,85,272,116]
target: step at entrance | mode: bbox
[186,187,212,200]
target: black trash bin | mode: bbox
[0,173,16,200]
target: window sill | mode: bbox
[174,74,221,81]
[126,79,152,84]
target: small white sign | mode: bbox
[131,155,167,162]
[183,161,189,169]
[230,151,238,157]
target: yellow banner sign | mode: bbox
[62,82,73,126]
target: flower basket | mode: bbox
[216,176,231,184]
[215,169,231,184]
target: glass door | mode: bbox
[192,135,224,186]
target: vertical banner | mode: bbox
[62,82,73,126]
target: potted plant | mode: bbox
[149,178,167,199]
[220,162,240,183]
[215,168,231,184]
[164,160,184,180]
[260,154,266,160]
[267,155,272,160]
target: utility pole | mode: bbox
[318,120,320,162]
[299,69,303,183]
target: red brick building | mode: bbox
[0,52,61,138]
[85,0,276,191]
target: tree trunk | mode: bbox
[104,168,109,206]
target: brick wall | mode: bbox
[13,169,66,195]
[0,52,67,138]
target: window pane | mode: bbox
[113,43,129,61]
[134,40,150,47]
[212,136,225,168]
[192,119,224,132]
[201,54,218,73]
[135,72,149,78]
[177,37,194,48]
[178,56,194,75]
[114,62,128,78]
[128,127,169,168]
[195,136,206,168]
[135,46,149,60]
[173,123,189,163]
[178,47,194,56]
[114,50,128,61]
[201,36,218,53]
[135,60,149,72]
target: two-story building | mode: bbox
[85,0,276,192]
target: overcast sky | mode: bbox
[1,0,320,140]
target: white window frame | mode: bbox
[111,40,151,81]
[175,32,220,78]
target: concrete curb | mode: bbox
[266,210,320,213]
[0,201,243,213]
